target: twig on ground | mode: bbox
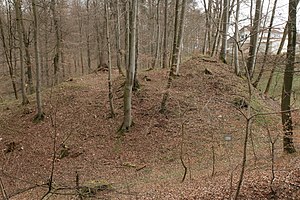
[0,177,8,200]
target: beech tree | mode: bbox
[120,0,137,132]
[160,0,181,112]
[220,0,229,63]
[281,0,297,154]
[247,0,262,78]
[105,0,115,118]
[15,0,29,105]
[32,0,44,121]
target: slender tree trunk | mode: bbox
[211,1,223,57]
[175,0,187,75]
[247,0,262,78]
[115,0,125,76]
[120,0,137,132]
[32,0,44,121]
[253,0,277,88]
[124,0,130,70]
[220,0,229,63]
[50,0,60,85]
[160,0,180,112]
[281,0,297,154]
[162,0,168,68]
[78,11,84,75]
[152,0,161,69]
[86,0,91,73]
[133,0,140,90]
[234,0,240,76]
[15,0,29,105]
[105,0,115,118]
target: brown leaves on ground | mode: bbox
[0,56,299,199]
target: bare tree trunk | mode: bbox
[160,0,180,112]
[133,0,140,90]
[175,0,187,75]
[120,0,137,132]
[152,0,161,69]
[234,0,240,76]
[211,0,223,57]
[253,0,277,88]
[78,9,84,75]
[220,0,229,63]
[32,0,44,121]
[124,0,130,70]
[114,0,125,76]
[0,16,18,99]
[15,0,29,105]
[247,0,262,78]
[281,0,297,154]
[105,0,115,118]
[44,13,50,86]
[50,0,61,85]
[86,0,91,73]
[162,0,168,68]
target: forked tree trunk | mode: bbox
[120,0,137,132]
[32,0,44,121]
[105,0,115,118]
[281,0,297,154]
[15,0,29,105]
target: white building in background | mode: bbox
[228,25,288,54]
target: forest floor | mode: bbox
[0,55,300,199]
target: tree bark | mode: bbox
[115,0,125,76]
[152,0,161,69]
[105,0,115,118]
[50,0,61,84]
[247,0,262,78]
[281,0,297,154]
[86,0,91,73]
[234,0,240,76]
[162,0,168,68]
[160,0,180,112]
[121,0,137,132]
[32,0,44,121]
[175,0,187,75]
[15,0,29,105]
[220,0,229,63]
